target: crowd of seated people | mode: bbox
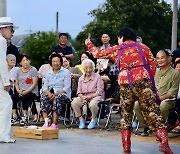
[8,32,180,138]
[6,33,131,130]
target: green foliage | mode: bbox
[76,0,176,55]
[70,39,82,66]
[21,31,58,69]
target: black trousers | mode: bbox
[11,92,38,114]
[168,99,180,126]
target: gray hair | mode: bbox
[136,36,142,42]
[6,54,16,61]
[81,59,95,71]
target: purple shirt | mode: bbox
[77,72,105,101]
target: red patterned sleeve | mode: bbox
[142,44,156,76]
[86,41,119,63]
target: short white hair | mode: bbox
[81,59,95,71]
[6,54,16,61]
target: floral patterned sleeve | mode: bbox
[142,44,156,76]
[86,41,119,63]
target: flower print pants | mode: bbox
[40,93,71,117]
[119,78,165,131]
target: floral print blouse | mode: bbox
[86,40,156,85]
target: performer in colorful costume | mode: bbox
[85,27,173,154]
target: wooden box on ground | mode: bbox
[13,127,59,140]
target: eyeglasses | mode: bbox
[11,29,15,33]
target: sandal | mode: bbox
[171,126,180,134]
[39,116,45,122]
[33,114,38,122]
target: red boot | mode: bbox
[157,128,173,154]
[121,129,131,153]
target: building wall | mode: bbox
[0,0,6,17]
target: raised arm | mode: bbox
[85,40,119,63]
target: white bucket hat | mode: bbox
[0,17,18,30]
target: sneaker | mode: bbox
[141,127,150,136]
[171,126,180,134]
[11,118,19,126]
[49,124,58,129]
[132,121,138,128]
[87,118,98,129]
[0,138,16,143]
[20,116,28,126]
[79,118,86,129]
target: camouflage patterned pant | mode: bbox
[120,78,165,130]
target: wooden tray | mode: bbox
[13,127,59,140]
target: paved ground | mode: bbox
[0,127,179,154]
[2,107,179,154]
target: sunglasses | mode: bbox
[11,29,15,33]
[5,27,15,33]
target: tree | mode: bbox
[22,31,58,69]
[76,0,177,55]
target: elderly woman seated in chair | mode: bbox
[11,54,39,126]
[71,59,105,129]
[40,53,71,129]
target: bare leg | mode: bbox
[52,112,58,125]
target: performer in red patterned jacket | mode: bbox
[85,27,173,154]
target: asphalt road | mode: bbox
[0,131,179,154]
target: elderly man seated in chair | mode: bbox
[134,49,180,135]
[71,59,105,129]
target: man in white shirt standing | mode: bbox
[0,17,18,143]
